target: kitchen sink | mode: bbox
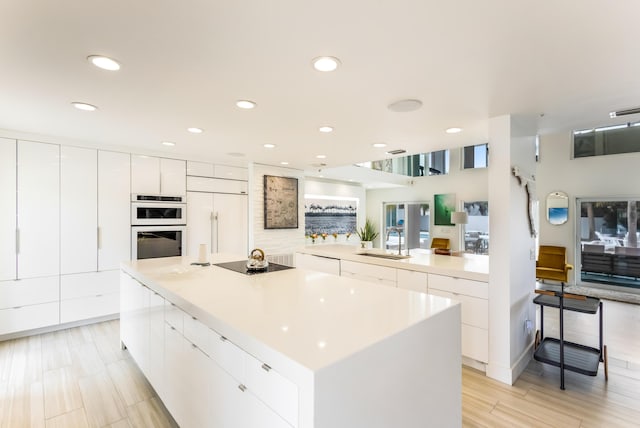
[358,252,411,260]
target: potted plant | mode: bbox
[356,218,379,249]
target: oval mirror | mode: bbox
[547,191,569,225]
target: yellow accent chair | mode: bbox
[431,237,451,250]
[536,245,573,284]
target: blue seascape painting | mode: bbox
[548,207,568,225]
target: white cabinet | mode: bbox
[148,290,165,398]
[186,161,248,181]
[186,160,214,177]
[160,158,186,196]
[0,276,59,309]
[61,146,97,274]
[428,273,489,363]
[186,176,248,194]
[98,151,131,271]
[120,272,150,374]
[396,269,428,293]
[60,271,119,323]
[187,191,248,257]
[131,155,186,196]
[163,321,186,426]
[0,302,59,336]
[0,138,16,281]
[295,253,341,276]
[340,260,397,287]
[17,140,59,279]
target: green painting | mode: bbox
[434,193,455,226]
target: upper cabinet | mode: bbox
[60,146,98,274]
[187,160,248,181]
[17,140,60,279]
[0,138,16,281]
[131,155,186,196]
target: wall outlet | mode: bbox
[524,319,533,334]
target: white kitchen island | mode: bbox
[121,254,462,428]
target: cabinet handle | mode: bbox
[220,336,227,342]
[191,343,198,349]
[97,227,101,250]
[15,229,20,254]
[261,363,271,372]
[238,384,247,392]
[192,316,197,320]
[13,306,22,309]
[170,326,176,331]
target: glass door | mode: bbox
[383,202,430,251]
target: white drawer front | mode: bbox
[428,274,488,299]
[428,289,488,329]
[0,276,59,309]
[396,269,428,293]
[296,253,340,276]
[61,270,119,300]
[244,353,299,427]
[214,165,248,181]
[209,329,245,382]
[183,313,212,356]
[0,301,59,336]
[341,260,396,282]
[60,292,119,323]
[187,176,248,194]
[187,160,214,177]
[165,301,185,333]
[461,324,488,363]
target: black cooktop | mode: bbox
[213,260,294,275]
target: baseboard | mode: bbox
[462,356,487,372]
[486,341,534,385]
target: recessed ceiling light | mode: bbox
[264,143,276,148]
[388,99,422,112]
[187,127,203,134]
[316,154,326,159]
[280,161,289,165]
[236,100,256,109]
[319,126,333,133]
[372,143,387,148]
[87,55,121,71]
[162,141,175,147]
[71,102,97,111]
[445,127,463,134]
[312,56,340,72]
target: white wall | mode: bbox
[537,131,640,283]
[250,164,306,257]
[366,148,488,250]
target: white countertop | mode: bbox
[297,244,489,282]
[121,254,458,373]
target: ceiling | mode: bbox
[1,0,639,182]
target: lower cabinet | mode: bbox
[295,253,341,276]
[396,269,428,293]
[121,271,298,428]
[340,260,397,287]
[0,276,60,336]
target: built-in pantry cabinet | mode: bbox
[0,138,16,281]
[120,271,296,428]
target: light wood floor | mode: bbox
[1,320,639,427]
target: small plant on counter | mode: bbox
[356,218,379,243]
[310,233,318,244]
[346,232,352,240]
[321,232,328,241]
[332,232,338,241]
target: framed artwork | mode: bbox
[263,175,299,229]
[434,193,455,226]
[304,197,358,235]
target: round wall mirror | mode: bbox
[546,191,569,225]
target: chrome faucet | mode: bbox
[386,226,403,256]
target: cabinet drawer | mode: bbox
[0,276,59,309]
[214,165,248,181]
[461,324,488,363]
[184,313,212,356]
[428,289,488,329]
[165,301,185,332]
[428,274,488,299]
[60,292,119,323]
[187,176,248,194]
[295,253,340,276]
[0,301,59,336]
[209,329,245,381]
[396,269,428,293]
[244,354,298,427]
[61,270,119,300]
[341,260,396,282]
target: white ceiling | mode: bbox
[1,0,639,181]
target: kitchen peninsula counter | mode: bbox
[297,244,489,282]
[121,254,462,428]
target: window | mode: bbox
[573,121,640,159]
[356,150,449,177]
[383,202,430,251]
[578,198,640,289]
[462,143,488,169]
[462,201,489,254]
